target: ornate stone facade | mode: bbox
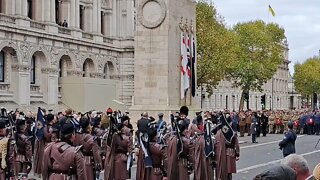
[0,0,134,110]
[200,41,291,111]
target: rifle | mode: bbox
[171,113,183,158]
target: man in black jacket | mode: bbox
[279,121,297,157]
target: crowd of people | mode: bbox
[0,106,240,180]
[0,106,320,179]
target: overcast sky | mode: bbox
[213,0,320,74]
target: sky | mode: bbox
[213,0,320,75]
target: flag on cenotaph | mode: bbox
[181,32,189,99]
[191,34,196,97]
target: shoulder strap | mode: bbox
[157,121,165,132]
[75,145,83,153]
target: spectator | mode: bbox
[254,164,296,180]
[62,20,68,27]
[281,154,316,180]
[313,163,320,180]
[279,121,297,157]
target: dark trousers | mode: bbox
[246,123,251,135]
[315,123,320,135]
[252,134,256,143]
[262,124,267,136]
[307,124,314,135]
[256,127,261,137]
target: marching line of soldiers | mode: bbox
[0,105,240,180]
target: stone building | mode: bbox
[0,0,135,112]
[288,74,302,110]
[200,41,291,111]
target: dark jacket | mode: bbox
[279,129,297,157]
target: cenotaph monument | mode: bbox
[130,0,199,118]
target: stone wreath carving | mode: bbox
[137,0,167,29]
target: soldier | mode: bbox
[261,110,268,136]
[268,112,275,134]
[42,123,87,180]
[34,113,58,176]
[239,111,246,137]
[136,116,168,180]
[275,112,283,134]
[245,111,252,136]
[250,112,258,143]
[74,117,102,180]
[104,117,133,180]
[256,111,262,137]
[215,113,240,180]
[15,119,32,177]
[167,107,194,180]
[193,116,215,180]
[0,118,15,180]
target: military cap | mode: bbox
[106,108,113,114]
[61,123,75,136]
[79,117,90,129]
[121,115,130,123]
[180,106,189,116]
[46,114,55,122]
[158,112,164,117]
[91,116,101,127]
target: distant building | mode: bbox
[0,0,134,112]
[288,75,302,110]
[200,40,291,111]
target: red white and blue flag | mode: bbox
[181,32,189,99]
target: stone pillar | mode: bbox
[97,0,101,33]
[15,0,22,16]
[41,68,59,105]
[6,0,15,15]
[21,0,27,16]
[50,0,55,22]
[11,65,31,106]
[60,0,70,24]
[44,0,51,22]
[126,0,134,37]
[103,11,112,36]
[130,0,198,118]
[111,0,117,37]
[75,0,80,28]
[70,0,76,27]
[92,0,98,33]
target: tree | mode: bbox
[196,0,239,95]
[227,20,286,110]
[294,57,320,97]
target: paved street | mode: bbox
[234,133,320,179]
[27,133,320,180]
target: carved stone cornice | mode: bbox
[90,72,104,79]
[67,70,83,77]
[41,68,60,75]
[11,64,31,72]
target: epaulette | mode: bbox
[75,145,83,153]
[58,144,71,153]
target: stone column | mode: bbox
[75,0,80,28]
[41,68,59,105]
[11,65,31,106]
[111,0,117,36]
[50,0,55,22]
[97,0,101,33]
[15,0,22,16]
[103,11,111,36]
[92,0,98,32]
[70,0,76,27]
[21,0,27,16]
[44,0,51,22]
[126,0,134,37]
[6,0,15,15]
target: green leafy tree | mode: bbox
[196,0,238,95]
[227,20,286,110]
[294,57,320,97]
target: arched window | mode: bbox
[0,51,4,82]
[30,55,35,84]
